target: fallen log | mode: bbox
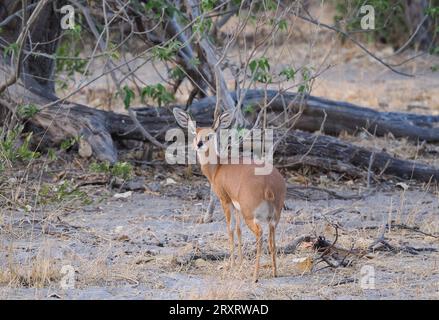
[186,89,439,142]
[118,89,439,143]
[110,106,439,183]
[3,84,439,183]
[2,45,439,182]
[275,130,439,182]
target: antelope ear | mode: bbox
[213,111,233,130]
[173,108,196,134]
[173,108,190,127]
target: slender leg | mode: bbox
[268,224,277,277]
[221,201,234,267]
[235,211,243,265]
[203,188,216,223]
[245,216,263,283]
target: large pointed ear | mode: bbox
[173,108,196,134]
[212,111,233,131]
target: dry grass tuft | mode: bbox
[0,248,61,288]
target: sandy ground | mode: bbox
[1,176,439,299]
[2,3,439,300]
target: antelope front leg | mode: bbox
[203,188,216,223]
[235,211,243,265]
[221,201,235,268]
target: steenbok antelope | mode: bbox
[173,108,286,282]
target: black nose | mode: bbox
[197,141,203,148]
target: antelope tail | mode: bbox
[264,189,275,201]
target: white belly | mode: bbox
[231,200,241,211]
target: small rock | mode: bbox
[115,235,130,242]
[378,101,389,109]
[291,256,313,273]
[113,191,132,199]
[396,182,409,191]
[113,177,145,191]
[78,138,93,159]
[47,292,62,299]
[146,182,161,192]
[7,177,17,183]
[165,178,177,185]
[194,258,209,268]
[124,178,145,191]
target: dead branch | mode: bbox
[287,184,374,201]
[282,235,313,254]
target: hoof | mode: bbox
[196,215,213,224]
[203,217,213,223]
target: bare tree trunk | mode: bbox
[0,0,65,98]
[404,0,434,50]
[0,0,118,162]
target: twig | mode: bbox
[282,235,313,254]
[388,223,439,239]
[392,15,429,56]
[287,184,374,201]
[292,7,414,77]
[127,108,166,149]
[0,2,37,27]
[367,152,375,188]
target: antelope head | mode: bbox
[173,108,233,157]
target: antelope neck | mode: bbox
[197,147,222,183]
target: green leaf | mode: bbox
[122,85,135,109]
[3,42,19,59]
[141,84,175,107]
[151,40,182,61]
[0,124,40,165]
[193,17,213,35]
[279,19,287,31]
[47,148,57,161]
[169,66,185,80]
[17,104,39,119]
[201,0,217,12]
[60,136,79,151]
[426,6,439,18]
[90,161,133,180]
[243,105,254,114]
[189,57,201,68]
[144,0,178,17]
[249,57,272,83]
[279,67,296,81]
[430,46,439,55]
